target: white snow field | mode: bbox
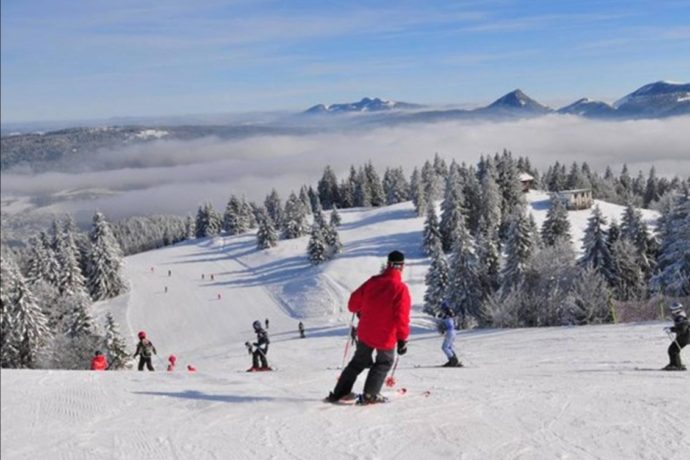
[3,193,687,460]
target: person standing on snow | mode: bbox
[326,250,411,405]
[439,302,462,367]
[167,355,177,371]
[298,321,305,338]
[248,320,271,371]
[90,350,108,370]
[664,302,689,371]
[133,331,157,371]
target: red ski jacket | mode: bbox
[90,355,108,370]
[348,267,411,350]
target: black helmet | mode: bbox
[252,320,262,330]
[387,250,405,267]
[94,350,102,356]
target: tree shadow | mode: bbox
[530,198,551,211]
[132,390,308,403]
[339,207,418,231]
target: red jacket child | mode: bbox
[90,351,108,370]
[167,355,176,371]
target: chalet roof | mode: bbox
[519,173,534,182]
[557,188,592,195]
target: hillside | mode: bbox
[3,193,682,460]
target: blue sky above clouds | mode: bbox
[2,0,689,122]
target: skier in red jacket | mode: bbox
[90,350,108,370]
[326,250,411,404]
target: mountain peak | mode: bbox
[304,97,421,114]
[487,89,551,113]
[614,81,690,115]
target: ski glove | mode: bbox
[397,340,408,356]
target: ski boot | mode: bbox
[356,393,389,405]
[663,364,687,371]
[324,392,357,404]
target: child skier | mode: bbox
[167,354,176,371]
[248,320,271,371]
[133,331,157,371]
[664,302,688,371]
[90,350,108,370]
[440,302,462,367]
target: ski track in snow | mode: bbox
[3,198,689,459]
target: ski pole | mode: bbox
[665,330,682,353]
[385,356,400,388]
[340,313,356,369]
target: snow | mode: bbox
[134,129,169,139]
[678,94,690,103]
[2,195,684,460]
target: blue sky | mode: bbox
[2,0,689,123]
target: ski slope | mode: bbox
[3,194,686,460]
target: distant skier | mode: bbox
[133,331,157,371]
[168,270,171,277]
[326,250,411,405]
[439,302,462,367]
[202,274,205,280]
[167,354,176,371]
[217,293,222,300]
[90,350,108,371]
[210,274,215,281]
[664,302,688,371]
[298,321,305,338]
[248,320,271,371]
[265,318,269,330]
[164,286,168,293]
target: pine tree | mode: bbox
[224,195,249,235]
[446,215,484,327]
[463,166,482,235]
[541,196,571,247]
[299,186,312,215]
[264,189,284,228]
[496,150,526,237]
[578,205,614,284]
[423,205,442,255]
[282,192,308,239]
[501,208,535,290]
[24,235,50,286]
[439,165,465,252]
[103,312,128,370]
[423,241,449,315]
[410,167,427,216]
[563,266,613,325]
[651,195,690,296]
[421,160,442,202]
[354,167,371,207]
[256,210,278,250]
[1,255,51,368]
[195,203,221,237]
[55,218,88,297]
[479,161,501,239]
[383,167,409,205]
[184,215,196,239]
[323,222,343,258]
[307,224,328,265]
[610,239,645,301]
[476,218,500,295]
[329,205,342,227]
[86,212,126,301]
[643,166,660,207]
[317,165,340,209]
[365,162,385,207]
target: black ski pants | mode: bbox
[138,357,154,371]
[668,334,689,367]
[331,341,394,399]
[252,348,269,369]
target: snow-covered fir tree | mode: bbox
[421,160,443,203]
[55,217,88,297]
[643,166,660,207]
[364,162,385,207]
[495,150,526,237]
[578,205,614,285]
[103,312,128,370]
[651,195,690,296]
[409,167,427,216]
[329,205,342,227]
[317,165,340,209]
[423,241,449,316]
[462,165,482,235]
[562,266,613,325]
[24,235,50,286]
[541,196,571,247]
[0,255,51,368]
[383,167,409,205]
[307,224,328,265]
[323,222,343,258]
[479,161,501,238]
[224,195,250,235]
[264,189,284,228]
[446,214,484,327]
[439,164,465,252]
[501,207,535,290]
[185,215,196,239]
[195,203,221,237]
[299,186,312,215]
[423,204,441,255]
[256,209,278,250]
[476,218,501,295]
[340,166,358,208]
[282,192,308,239]
[610,239,645,301]
[86,212,126,301]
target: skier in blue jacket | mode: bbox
[440,302,462,367]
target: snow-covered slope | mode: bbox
[3,195,684,460]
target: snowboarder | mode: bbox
[664,302,688,371]
[326,250,411,405]
[133,331,157,371]
[298,321,305,338]
[167,354,176,371]
[265,318,269,330]
[90,350,108,370]
[439,302,462,367]
[248,320,271,371]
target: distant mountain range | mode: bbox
[2,81,688,172]
[304,81,690,120]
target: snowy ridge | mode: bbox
[3,194,684,460]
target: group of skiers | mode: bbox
[98,250,688,404]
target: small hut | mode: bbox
[555,189,593,210]
[519,173,534,192]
